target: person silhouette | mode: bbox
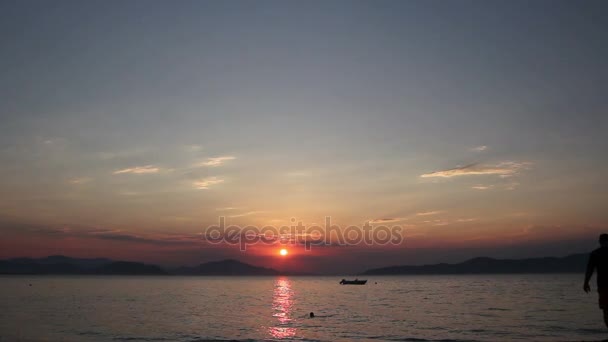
[584,233,608,328]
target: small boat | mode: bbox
[339,278,367,285]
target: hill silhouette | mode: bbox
[0,256,165,275]
[0,254,589,275]
[0,256,278,276]
[95,261,166,275]
[174,259,279,276]
[361,253,587,275]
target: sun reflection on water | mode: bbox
[268,277,296,339]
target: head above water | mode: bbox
[600,234,608,247]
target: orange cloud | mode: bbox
[421,162,529,178]
[113,165,160,174]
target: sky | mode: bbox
[1,0,607,273]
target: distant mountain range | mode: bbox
[0,256,280,276]
[0,255,166,275]
[174,259,279,276]
[361,253,588,275]
[0,253,589,276]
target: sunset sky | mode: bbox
[1,1,607,273]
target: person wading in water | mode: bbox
[584,233,608,328]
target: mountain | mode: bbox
[37,255,112,268]
[174,259,279,276]
[361,253,588,275]
[0,253,590,276]
[1,257,279,276]
[0,256,165,275]
[95,261,166,275]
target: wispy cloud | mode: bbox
[472,182,519,190]
[68,177,92,185]
[422,218,476,226]
[229,211,266,218]
[456,218,477,222]
[196,156,235,167]
[194,177,224,189]
[423,219,450,226]
[472,185,493,190]
[216,207,239,211]
[39,137,67,146]
[420,162,528,178]
[471,145,488,152]
[98,148,148,160]
[83,230,202,245]
[416,210,442,216]
[183,144,203,152]
[7,224,203,246]
[368,217,406,224]
[113,165,160,175]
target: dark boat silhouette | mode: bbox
[339,278,367,285]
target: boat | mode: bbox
[339,278,367,285]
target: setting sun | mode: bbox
[279,248,288,256]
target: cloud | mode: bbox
[90,231,203,246]
[40,137,67,146]
[86,231,201,245]
[5,223,203,246]
[456,218,477,222]
[419,217,476,226]
[91,232,160,243]
[422,219,449,226]
[194,177,224,189]
[113,165,160,175]
[520,224,604,240]
[183,144,203,152]
[420,162,528,178]
[368,218,405,224]
[433,221,449,226]
[472,185,493,190]
[216,207,239,211]
[228,211,266,218]
[471,145,488,152]
[68,177,92,185]
[472,182,519,190]
[295,240,353,248]
[196,156,235,167]
[98,148,148,160]
[416,211,442,216]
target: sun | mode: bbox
[279,248,288,256]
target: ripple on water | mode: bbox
[0,274,605,342]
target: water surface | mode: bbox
[0,274,604,341]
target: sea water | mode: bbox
[0,274,604,341]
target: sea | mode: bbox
[0,274,605,342]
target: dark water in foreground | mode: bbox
[0,274,605,342]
